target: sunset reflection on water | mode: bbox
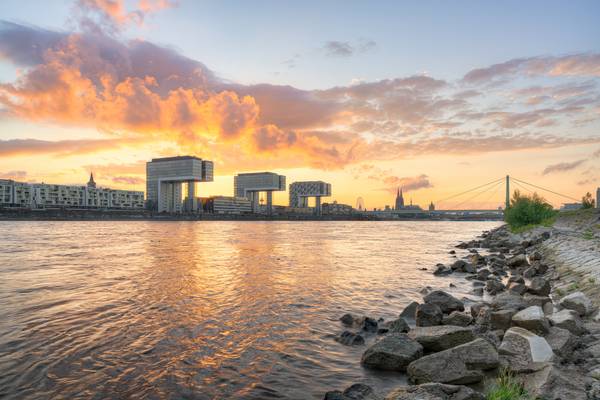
[0,220,500,399]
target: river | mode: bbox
[0,220,500,399]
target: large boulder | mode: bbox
[511,306,550,334]
[361,334,423,371]
[407,339,499,384]
[442,311,473,327]
[408,326,475,352]
[544,326,578,359]
[506,254,528,268]
[522,364,588,400]
[527,277,551,296]
[423,291,465,314]
[416,303,443,327]
[384,383,484,400]
[433,264,452,276]
[559,291,595,316]
[485,279,505,295]
[498,327,554,372]
[490,309,516,331]
[549,309,585,335]
[324,383,381,400]
[399,301,419,320]
[490,293,527,312]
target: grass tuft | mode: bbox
[486,369,533,400]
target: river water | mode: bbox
[0,220,500,399]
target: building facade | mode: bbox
[146,156,214,213]
[395,188,405,210]
[203,196,252,214]
[289,181,332,215]
[322,201,353,215]
[233,172,286,213]
[0,175,144,209]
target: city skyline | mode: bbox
[1,1,599,209]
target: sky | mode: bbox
[0,0,599,209]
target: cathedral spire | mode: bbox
[87,172,96,188]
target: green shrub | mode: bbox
[486,369,533,400]
[504,190,556,232]
[582,192,596,209]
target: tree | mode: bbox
[582,192,596,209]
[504,190,556,229]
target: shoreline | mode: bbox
[326,209,600,400]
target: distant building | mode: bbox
[289,181,331,215]
[429,202,435,211]
[234,172,286,213]
[322,201,353,215]
[0,176,144,209]
[146,156,213,213]
[203,196,252,214]
[395,188,404,210]
[561,203,583,211]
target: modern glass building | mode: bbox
[146,156,214,213]
[289,181,332,215]
[233,172,286,213]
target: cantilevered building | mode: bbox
[234,172,286,213]
[146,156,213,213]
[289,181,331,215]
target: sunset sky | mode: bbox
[0,0,599,209]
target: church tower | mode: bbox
[87,172,96,188]
[395,187,405,210]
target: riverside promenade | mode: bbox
[325,209,600,399]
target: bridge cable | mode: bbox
[451,180,504,210]
[477,180,505,209]
[511,177,579,202]
[436,177,504,206]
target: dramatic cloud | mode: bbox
[0,170,28,180]
[542,159,586,175]
[463,54,600,84]
[381,174,433,193]
[0,19,599,171]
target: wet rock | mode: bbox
[336,331,365,346]
[508,282,527,295]
[485,279,505,295]
[470,303,488,319]
[523,364,588,400]
[490,309,516,331]
[407,339,499,384]
[508,275,525,284]
[408,325,475,352]
[416,303,443,327]
[385,318,410,333]
[361,334,423,371]
[549,309,585,335]
[498,327,553,372]
[449,250,456,255]
[324,383,381,400]
[522,266,537,279]
[559,291,594,316]
[423,291,465,314]
[544,326,578,359]
[361,317,379,333]
[384,383,484,400]
[491,293,527,312]
[527,277,551,296]
[442,311,473,327]
[340,313,360,327]
[476,269,491,281]
[399,301,419,320]
[471,287,483,296]
[530,251,543,261]
[433,264,452,276]
[512,306,550,334]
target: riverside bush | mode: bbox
[504,191,556,232]
[486,369,533,400]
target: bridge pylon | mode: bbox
[505,175,510,210]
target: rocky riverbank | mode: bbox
[325,209,600,400]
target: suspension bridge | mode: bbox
[429,175,581,218]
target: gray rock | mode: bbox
[416,303,443,327]
[399,301,419,320]
[508,283,528,295]
[424,291,465,314]
[544,326,578,359]
[512,306,550,334]
[498,327,554,372]
[384,383,484,400]
[528,277,551,296]
[361,317,379,332]
[340,313,360,327]
[451,260,469,272]
[485,279,505,295]
[549,309,585,335]
[442,311,473,327]
[506,254,528,268]
[325,383,381,400]
[523,364,587,400]
[522,294,552,309]
[471,287,483,296]
[407,339,499,384]
[408,325,475,352]
[491,293,527,312]
[385,318,410,333]
[361,333,423,371]
[522,266,537,278]
[433,264,452,276]
[336,331,365,346]
[559,291,594,316]
[470,303,488,319]
[490,309,516,331]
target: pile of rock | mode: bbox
[325,224,600,399]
